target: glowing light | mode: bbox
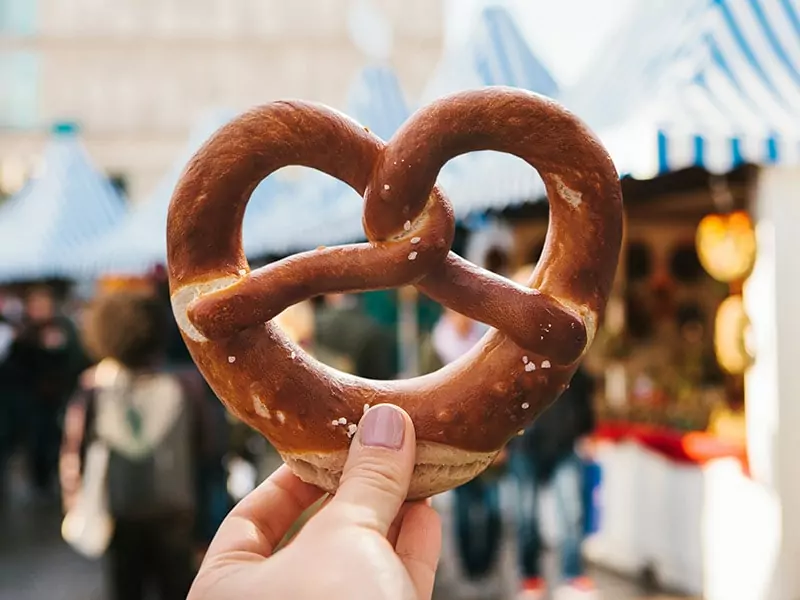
[696,211,757,283]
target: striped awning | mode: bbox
[421,6,558,103]
[472,6,559,96]
[564,0,800,179]
[347,64,410,142]
[0,123,126,282]
[421,6,560,214]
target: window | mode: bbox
[0,0,37,35]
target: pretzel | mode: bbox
[167,87,623,500]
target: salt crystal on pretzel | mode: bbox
[166,87,623,500]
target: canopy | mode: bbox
[74,65,417,274]
[564,0,800,179]
[0,123,126,282]
[243,64,413,254]
[347,63,410,141]
[69,110,294,276]
[421,5,560,213]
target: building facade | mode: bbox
[0,0,443,202]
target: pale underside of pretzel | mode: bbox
[167,87,623,500]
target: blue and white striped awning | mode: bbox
[472,5,559,96]
[422,5,559,214]
[0,123,126,282]
[564,0,800,179]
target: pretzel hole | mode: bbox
[180,186,452,344]
[240,167,364,258]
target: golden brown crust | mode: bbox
[166,87,623,492]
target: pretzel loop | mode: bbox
[168,101,454,343]
[357,88,618,365]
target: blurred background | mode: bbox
[0,0,796,599]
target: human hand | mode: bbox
[189,404,442,600]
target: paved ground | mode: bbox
[0,463,694,600]
[0,494,104,600]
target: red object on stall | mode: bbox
[593,422,749,475]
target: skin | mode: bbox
[189,405,442,600]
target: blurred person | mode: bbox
[507,265,600,600]
[509,368,597,600]
[0,290,24,497]
[314,292,398,380]
[420,308,488,369]
[60,290,216,600]
[15,285,87,497]
[430,448,518,600]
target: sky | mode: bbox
[442,0,639,85]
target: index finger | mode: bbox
[204,464,324,562]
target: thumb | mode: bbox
[326,403,416,536]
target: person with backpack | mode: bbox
[60,289,215,600]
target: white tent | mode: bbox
[0,122,126,282]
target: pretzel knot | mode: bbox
[167,87,623,499]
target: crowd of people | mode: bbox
[0,267,602,600]
[0,285,89,501]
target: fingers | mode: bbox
[395,502,442,599]
[387,498,433,547]
[325,404,416,537]
[204,464,323,561]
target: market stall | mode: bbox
[549,0,800,597]
[503,168,753,593]
[414,1,798,594]
[0,122,126,283]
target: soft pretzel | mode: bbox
[167,87,623,500]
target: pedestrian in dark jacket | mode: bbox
[509,368,598,599]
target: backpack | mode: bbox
[88,370,196,519]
